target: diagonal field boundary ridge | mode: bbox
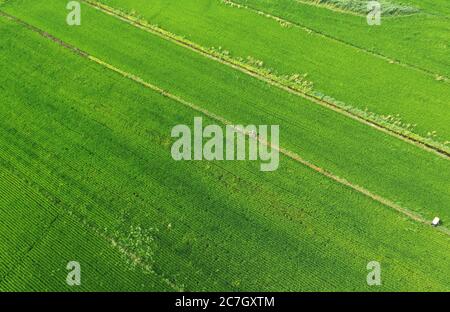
[80,0,450,160]
[1,10,448,237]
[222,0,450,83]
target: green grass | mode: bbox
[2,0,450,223]
[1,15,450,291]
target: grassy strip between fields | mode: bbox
[83,0,450,158]
[1,10,447,237]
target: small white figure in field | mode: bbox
[432,217,440,227]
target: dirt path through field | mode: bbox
[1,10,448,237]
[80,0,450,160]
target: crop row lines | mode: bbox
[80,0,450,159]
[3,11,447,236]
[0,212,62,284]
[222,0,449,82]
[0,149,182,291]
[0,140,307,290]
[0,110,313,289]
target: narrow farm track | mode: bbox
[79,0,450,160]
[2,11,448,237]
[223,0,450,83]
[0,66,348,289]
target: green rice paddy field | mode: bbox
[0,0,449,291]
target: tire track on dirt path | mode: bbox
[79,0,450,160]
[1,10,447,236]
